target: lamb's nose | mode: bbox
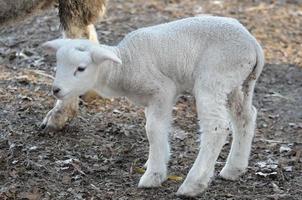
[52,86,61,95]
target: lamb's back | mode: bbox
[118,16,249,51]
[117,16,257,92]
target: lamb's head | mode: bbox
[43,39,122,100]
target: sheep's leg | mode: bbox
[177,91,229,197]
[86,24,99,43]
[62,24,99,43]
[220,86,257,180]
[58,0,106,43]
[40,97,78,130]
[138,94,174,188]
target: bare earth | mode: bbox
[0,0,302,199]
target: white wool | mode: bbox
[43,16,264,197]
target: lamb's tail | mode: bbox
[250,41,265,82]
[243,40,265,107]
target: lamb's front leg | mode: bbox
[40,97,78,130]
[138,99,173,188]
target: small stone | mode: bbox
[256,171,278,178]
[272,182,283,193]
[257,161,267,168]
[280,145,292,153]
[261,123,268,128]
[113,109,122,114]
[12,160,18,164]
[267,164,278,170]
[173,128,188,141]
[29,146,38,151]
[283,166,293,172]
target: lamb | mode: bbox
[42,16,264,197]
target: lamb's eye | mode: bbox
[77,66,86,72]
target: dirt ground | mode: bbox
[0,0,302,199]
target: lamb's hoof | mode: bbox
[219,165,246,180]
[176,181,207,197]
[40,109,71,130]
[138,171,166,188]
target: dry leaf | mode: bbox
[62,175,71,184]
[167,175,183,181]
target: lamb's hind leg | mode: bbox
[220,85,257,180]
[177,90,229,197]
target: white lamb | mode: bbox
[42,16,264,197]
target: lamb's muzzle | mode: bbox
[42,16,264,197]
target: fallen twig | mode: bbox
[29,69,54,80]
[257,138,302,144]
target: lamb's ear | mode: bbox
[42,39,70,54]
[91,46,122,65]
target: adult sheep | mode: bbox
[42,16,264,197]
[0,0,107,128]
[0,0,106,42]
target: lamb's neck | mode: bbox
[93,45,130,98]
